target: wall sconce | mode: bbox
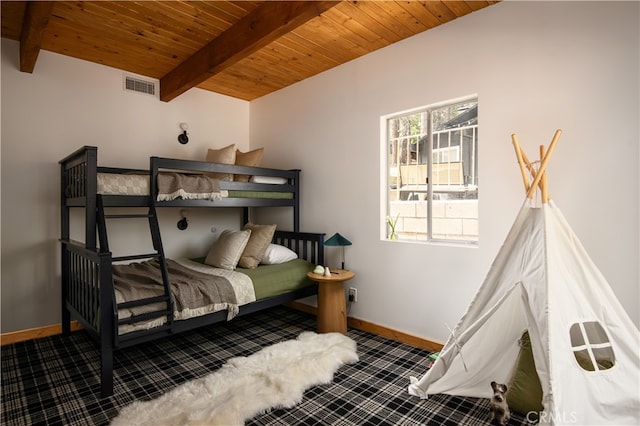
[177,210,188,230]
[324,233,352,270]
[178,122,189,144]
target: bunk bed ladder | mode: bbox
[96,196,174,337]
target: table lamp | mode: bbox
[324,233,352,270]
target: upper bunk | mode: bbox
[60,146,301,244]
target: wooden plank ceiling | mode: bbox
[1,1,498,101]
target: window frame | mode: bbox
[569,321,616,372]
[380,95,478,245]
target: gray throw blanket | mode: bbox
[156,172,225,201]
[113,259,238,321]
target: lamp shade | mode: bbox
[324,233,352,246]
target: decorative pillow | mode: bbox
[205,144,236,181]
[234,148,264,182]
[238,223,277,269]
[261,243,298,265]
[507,331,544,418]
[204,229,251,270]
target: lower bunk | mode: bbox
[61,230,324,398]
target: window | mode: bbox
[570,321,615,371]
[383,98,478,243]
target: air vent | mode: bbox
[123,75,157,97]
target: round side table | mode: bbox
[307,269,355,334]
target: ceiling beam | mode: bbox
[160,1,340,102]
[20,1,54,73]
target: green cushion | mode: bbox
[227,190,293,199]
[507,331,544,417]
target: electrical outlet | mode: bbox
[348,287,357,303]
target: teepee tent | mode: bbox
[408,130,640,425]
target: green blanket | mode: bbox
[227,190,293,199]
[236,259,314,300]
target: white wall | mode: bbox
[251,1,640,342]
[1,40,250,332]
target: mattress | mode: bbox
[97,172,150,195]
[97,172,292,199]
[116,258,313,334]
[188,258,315,301]
[236,259,315,300]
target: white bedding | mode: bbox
[98,172,150,195]
[97,173,230,199]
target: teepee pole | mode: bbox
[540,145,549,202]
[512,136,546,196]
[511,134,531,192]
[526,129,562,199]
[520,150,543,192]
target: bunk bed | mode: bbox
[59,146,324,398]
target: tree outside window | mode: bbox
[384,98,478,243]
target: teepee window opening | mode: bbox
[383,97,478,243]
[570,322,615,372]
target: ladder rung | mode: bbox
[113,253,159,262]
[117,295,170,310]
[104,213,153,219]
[118,310,172,326]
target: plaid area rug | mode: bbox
[1,306,529,425]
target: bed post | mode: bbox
[85,147,98,249]
[60,160,71,336]
[293,169,300,232]
[99,251,115,398]
[243,207,250,226]
[100,347,114,399]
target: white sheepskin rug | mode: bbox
[111,331,358,426]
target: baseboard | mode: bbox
[0,321,83,346]
[2,306,444,353]
[287,301,443,353]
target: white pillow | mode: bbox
[249,175,288,185]
[260,244,298,265]
[204,229,251,270]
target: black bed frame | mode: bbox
[59,146,324,398]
